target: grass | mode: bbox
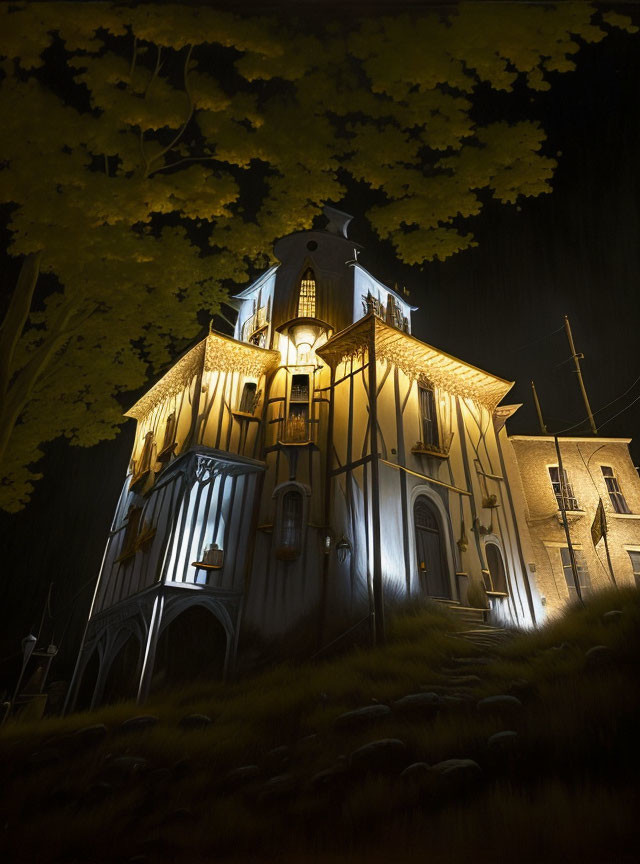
[1,588,639,863]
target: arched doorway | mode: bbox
[485,543,508,594]
[102,633,141,705]
[152,605,228,693]
[74,647,100,712]
[414,496,451,599]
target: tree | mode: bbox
[0,2,635,510]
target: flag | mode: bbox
[591,498,607,547]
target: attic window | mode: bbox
[297,268,316,318]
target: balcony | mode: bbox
[279,415,311,445]
[411,434,452,460]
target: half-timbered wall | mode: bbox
[93,451,263,615]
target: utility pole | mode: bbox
[564,315,597,435]
[553,434,584,604]
[531,380,548,434]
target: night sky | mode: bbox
[1,4,639,688]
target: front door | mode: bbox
[414,496,450,598]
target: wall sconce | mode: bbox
[197,543,224,569]
[335,536,352,564]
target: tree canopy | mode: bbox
[0,1,635,510]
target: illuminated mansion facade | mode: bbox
[66,207,639,709]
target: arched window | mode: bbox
[485,543,508,594]
[297,268,316,318]
[414,496,450,598]
[277,490,303,559]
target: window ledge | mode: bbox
[555,510,584,524]
[485,590,509,598]
[232,411,260,422]
[610,512,639,519]
[411,445,450,459]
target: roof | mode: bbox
[232,265,279,300]
[317,313,513,410]
[509,435,632,445]
[353,264,419,311]
[125,330,280,421]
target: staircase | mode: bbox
[433,598,514,651]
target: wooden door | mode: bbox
[414,496,450,599]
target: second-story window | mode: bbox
[297,268,316,318]
[548,466,579,511]
[601,466,631,514]
[239,381,258,414]
[418,386,438,447]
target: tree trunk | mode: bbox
[0,253,79,471]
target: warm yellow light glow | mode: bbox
[297,270,316,317]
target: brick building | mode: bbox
[505,434,640,615]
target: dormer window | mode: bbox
[297,268,316,318]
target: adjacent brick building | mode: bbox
[505,434,640,615]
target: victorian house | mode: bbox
[67,207,541,710]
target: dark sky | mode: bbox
[1,5,640,687]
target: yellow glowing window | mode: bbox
[297,269,316,318]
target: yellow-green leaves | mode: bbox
[0,1,636,509]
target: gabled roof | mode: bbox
[317,313,513,411]
[125,330,280,420]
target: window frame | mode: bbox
[273,482,310,561]
[548,465,580,511]
[485,542,508,595]
[601,465,631,514]
[559,546,591,600]
[627,549,640,588]
[417,385,439,448]
[238,380,258,415]
[297,268,316,318]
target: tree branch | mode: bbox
[145,44,194,177]
[129,34,138,82]
[147,154,218,177]
[0,251,42,402]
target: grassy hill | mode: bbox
[1,588,639,863]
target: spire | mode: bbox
[323,205,353,238]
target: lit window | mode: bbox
[548,466,579,511]
[418,386,438,447]
[601,466,631,514]
[560,547,591,600]
[485,544,508,593]
[297,269,316,318]
[239,381,258,414]
[279,491,303,556]
[628,550,640,588]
